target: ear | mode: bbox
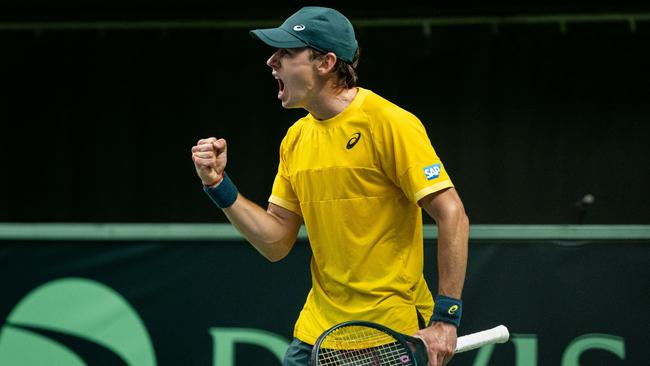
[316,52,338,75]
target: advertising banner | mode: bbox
[0,236,647,365]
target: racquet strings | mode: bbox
[316,324,415,365]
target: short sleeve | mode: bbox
[268,134,303,216]
[373,108,454,204]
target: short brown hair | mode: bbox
[310,47,360,89]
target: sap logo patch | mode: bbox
[423,164,441,180]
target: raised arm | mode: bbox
[191,137,303,262]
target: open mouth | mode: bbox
[277,78,285,99]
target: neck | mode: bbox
[307,87,358,121]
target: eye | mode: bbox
[280,48,304,58]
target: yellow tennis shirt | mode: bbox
[269,87,454,344]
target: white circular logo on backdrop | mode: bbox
[293,24,305,31]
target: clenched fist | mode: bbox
[191,137,228,187]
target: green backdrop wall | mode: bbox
[1,225,648,365]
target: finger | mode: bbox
[193,141,217,154]
[194,151,216,159]
[442,350,455,365]
[426,355,433,366]
[413,334,434,359]
[213,139,227,154]
[192,156,215,167]
[197,137,218,145]
[426,347,438,366]
[428,353,438,366]
[413,334,430,349]
[412,334,436,366]
[193,144,216,153]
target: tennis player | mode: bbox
[191,6,469,366]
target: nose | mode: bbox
[266,50,280,68]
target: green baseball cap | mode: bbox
[250,6,358,63]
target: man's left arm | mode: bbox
[416,187,469,366]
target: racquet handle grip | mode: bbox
[456,325,510,353]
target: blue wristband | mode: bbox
[203,172,238,209]
[429,295,462,328]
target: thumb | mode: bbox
[213,139,227,154]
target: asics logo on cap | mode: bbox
[293,24,306,31]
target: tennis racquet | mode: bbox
[311,320,509,366]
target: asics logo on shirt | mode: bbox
[346,133,361,149]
